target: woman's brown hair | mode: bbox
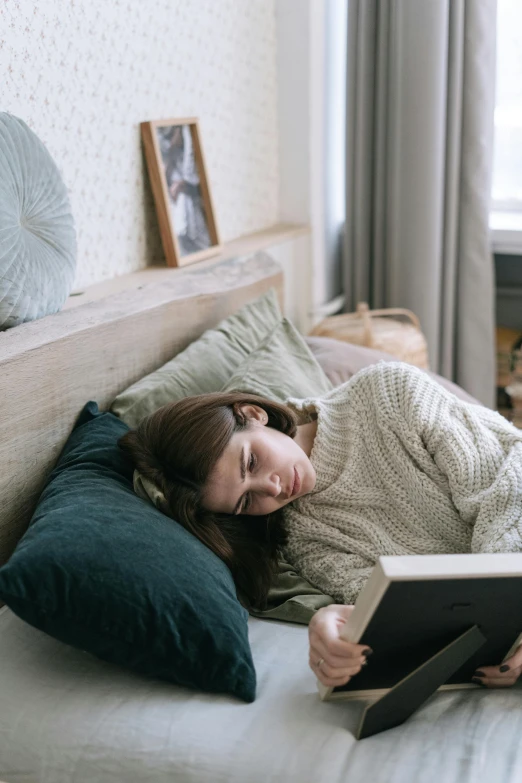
[118,392,298,609]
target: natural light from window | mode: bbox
[492,0,522,210]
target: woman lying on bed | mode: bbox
[119,361,522,691]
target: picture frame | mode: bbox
[317,553,522,738]
[141,117,221,268]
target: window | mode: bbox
[491,0,522,252]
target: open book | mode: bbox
[318,554,522,738]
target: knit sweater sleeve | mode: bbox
[284,362,522,607]
[283,533,374,605]
[382,363,522,554]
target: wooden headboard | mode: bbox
[0,253,283,565]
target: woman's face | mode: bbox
[203,405,316,516]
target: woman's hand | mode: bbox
[473,644,522,688]
[308,604,372,688]
[309,607,522,690]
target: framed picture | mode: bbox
[141,117,221,267]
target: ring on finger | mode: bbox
[316,657,325,669]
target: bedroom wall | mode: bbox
[2,0,280,290]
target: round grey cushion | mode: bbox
[0,113,76,330]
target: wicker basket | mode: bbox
[496,327,522,425]
[496,326,522,389]
[310,302,430,370]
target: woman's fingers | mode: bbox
[503,643,522,671]
[314,670,355,688]
[308,605,372,687]
[309,622,371,659]
[309,649,365,678]
[308,634,369,685]
[472,653,522,688]
[309,629,370,660]
[309,640,368,687]
[473,670,521,688]
[310,634,368,666]
[310,656,364,687]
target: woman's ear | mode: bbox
[238,404,268,425]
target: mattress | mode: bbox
[1,605,522,783]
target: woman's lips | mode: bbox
[292,467,301,497]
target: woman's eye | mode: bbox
[248,453,256,471]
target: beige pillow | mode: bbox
[305,335,482,407]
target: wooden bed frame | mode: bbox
[0,253,283,566]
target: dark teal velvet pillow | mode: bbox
[0,402,256,702]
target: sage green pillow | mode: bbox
[221,318,332,401]
[111,288,282,428]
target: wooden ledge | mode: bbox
[64,222,310,310]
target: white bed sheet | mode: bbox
[1,605,522,783]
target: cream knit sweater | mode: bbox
[282,362,522,605]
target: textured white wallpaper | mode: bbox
[1,0,279,289]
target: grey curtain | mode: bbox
[343,0,497,407]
